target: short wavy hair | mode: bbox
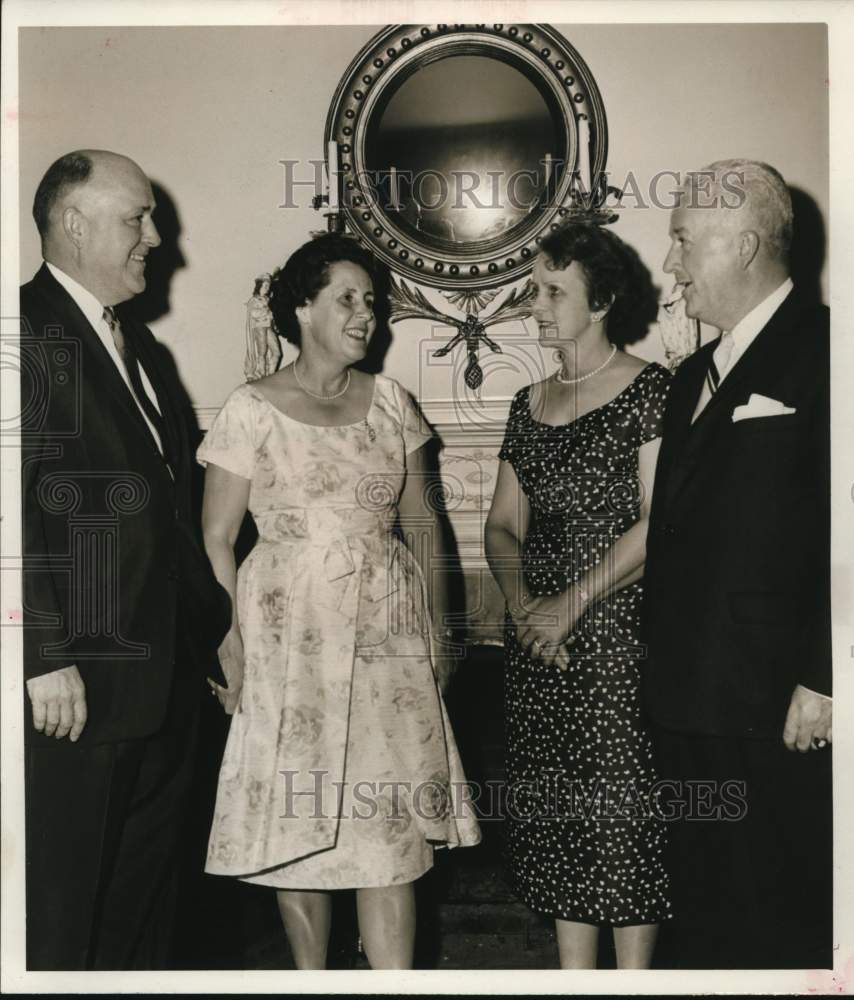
[32,151,94,238]
[539,223,656,346]
[686,159,793,255]
[267,235,377,347]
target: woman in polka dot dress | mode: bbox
[485,224,672,968]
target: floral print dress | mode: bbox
[198,374,480,888]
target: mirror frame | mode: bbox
[325,23,609,291]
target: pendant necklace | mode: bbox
[292,359,376,441]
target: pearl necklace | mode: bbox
[554,345,617,385]
[293,360,351,400]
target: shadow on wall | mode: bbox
[357,258,393,375]
[356,260,468,662]
[122,179,209,516]
[789,187,826,306]
[128,181,187,325]
[120,179,207,545]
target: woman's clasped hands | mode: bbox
[512,586,588,671]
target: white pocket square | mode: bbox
[731,393,797,422]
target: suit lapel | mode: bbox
[660,344,712,507]
[32,266,173,476]
[119,311,185,479]
[662,290,805,505]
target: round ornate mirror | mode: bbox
[325,24,609,290]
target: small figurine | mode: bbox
[244,273,282,382]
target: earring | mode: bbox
[591,311,604,323]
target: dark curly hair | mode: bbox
[268,235,377,347]
[32,151,94,238]
[539,223,659,347]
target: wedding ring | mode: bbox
[811,738,828,750]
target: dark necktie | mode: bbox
[103,306,171,467]
[693,331,734,420]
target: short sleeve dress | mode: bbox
[498,363,672,926]
[198,374,480,889]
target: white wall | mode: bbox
[18,23,828,414]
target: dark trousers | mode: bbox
[653,726,832,969]
[25,667,200,970]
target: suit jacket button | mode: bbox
[168,569,178,581]
[663,523,676,535]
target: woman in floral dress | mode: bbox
[198,235,479,969]
[485,224,671,968]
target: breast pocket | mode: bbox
[726,413,804,484]
[730,413,802,436]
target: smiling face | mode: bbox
[530,257,597,346]
[298,260,376,362]
[73,156,161,305]
[663,200,743,331]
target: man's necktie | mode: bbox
[693,331,734,420]
[103,306,170,463]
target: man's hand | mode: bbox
[782,683,832,753]
[26,665,88,741]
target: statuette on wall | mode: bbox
[244,273,282,382]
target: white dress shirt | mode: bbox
[692,278,794,423]
[46,261,164,453]
[715,276,794,386]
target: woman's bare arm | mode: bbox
[201,463,251,712]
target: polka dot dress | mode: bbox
[499,363,672,927]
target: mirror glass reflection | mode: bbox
[365,54,563,245]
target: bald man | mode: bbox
[21,150,230,969]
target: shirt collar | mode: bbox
[45,261,109,333]
[728,277,794,355]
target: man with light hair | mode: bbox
[692,158,794,248]
[21,149,229,968]
[643,159,831,968]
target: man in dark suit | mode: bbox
[643,159,832,969]
[21,149,230,969]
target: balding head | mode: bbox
[34,149,160,305]
[33,151,93,237]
